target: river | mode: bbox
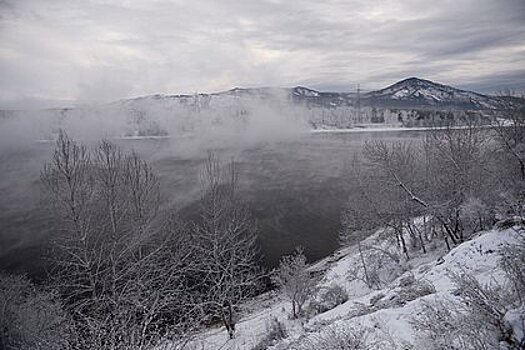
[0,130,427,277]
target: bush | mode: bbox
[500,230,525,303]
[346,245,404,290]
[361,277,435,313]
[411,297,499,350]
[0,274,70,350]
[306,284,349,316]
[251,317,287,350]
[290,325,369,350]
[411,271,521,350]
[289,323,400,350]
[272,248,318,318]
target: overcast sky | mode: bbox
[0,0,524,108]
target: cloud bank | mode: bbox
[0,0,524,108]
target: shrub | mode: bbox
[346,245,404,290]
[411,271,521,350]
[251,317,287,350]
[306,284,349,316]
[290,325,369,350]
[0,273,70,350]
[364,277,435,312]
[289,323,400,350]
[500,230,525,303]
[272,248,318,318]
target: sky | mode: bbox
[0,0,524,109]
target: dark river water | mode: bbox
[0,130,426,277]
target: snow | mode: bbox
[504,305,525,345]
[310,124,495,133]
[170,227,522,349]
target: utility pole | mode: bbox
[356,84,361,124]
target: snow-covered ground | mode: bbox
[310,124,496,133]
[177,226,524,350]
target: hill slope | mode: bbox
[181,226,524,349]
[362,77,505,110]
[117,77,506,111]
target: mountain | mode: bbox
[126,77,507,111]
[286,78,506,110]
[0,77,515,139]
[361,77,505,110]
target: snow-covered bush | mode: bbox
[450,271,511,333]
[306,284,349,316]
[289,323,400,350]
[374,278,435,310]
[290,325,369,350]
[319,284,349,310]
[411,297,493,350]
[500,230,525,302]
[346,244,405,290]
[251,317,287,350]
[411,271,521,349]
[350,275,435,318]
[0,274,70,350]
[272,248,318,318]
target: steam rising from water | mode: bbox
[0,94,312,275]
[0,92,310,156]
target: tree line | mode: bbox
[340,98,525,288]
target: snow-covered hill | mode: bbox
[55,77,500,116]
[114,78,506,111]
[0,78,517,140]
[180,226,524,350]
[363,77,505,110]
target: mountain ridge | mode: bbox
[117,77,507,111]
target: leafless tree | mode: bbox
[424,122,495,241]
[362,140,428,256]
[272,247,317,318]
[352,122,496,255]
[492,94,525,181]
[189,153,263,339]
[40,131,201,349]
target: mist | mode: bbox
[0,93,332,276]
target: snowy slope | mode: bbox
[363,77,505,110]
[177,227,523,350]
[113,77,506,112]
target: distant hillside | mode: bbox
[114,77,514,113]
[0,77,520,138]
[361,77,507,110]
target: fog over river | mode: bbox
[0,130,428,277]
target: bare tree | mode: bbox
[41,131,200,349]
[40,131,100,309]
[272,247,317,318]
[354,122,496,255]
[492,94,525,180]
[190,153,262,339]
[362,140,427,256]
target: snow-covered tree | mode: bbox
[0,273,70,350]
[272,248,317,318]
[40,131,200,349]
[190,153,263,339]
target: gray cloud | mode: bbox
[0,0,524,108]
